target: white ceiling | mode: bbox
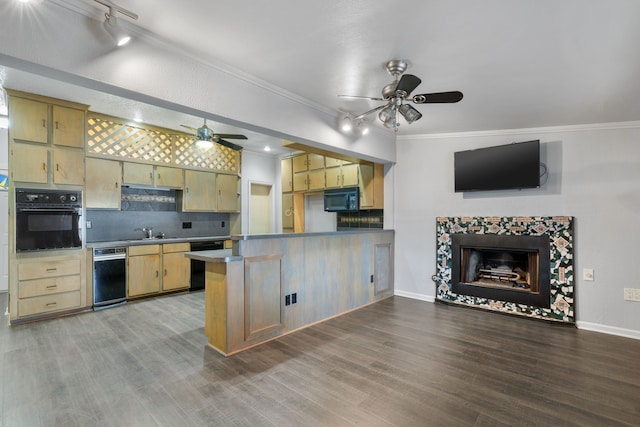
[4,0,640,152]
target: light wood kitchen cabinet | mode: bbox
[127,245,161,297]
[53,149,84,185]
[183,170,216,211]
[16,258,82,318]
[292,153,324,173]
[282,192,294,231]
[293,169,324,192]
[324,163,359,189]
[123,162,154,186]
[86,158,121,209]
[52,105,85,148]
[9,96,49,144]
[216,173,239,212]
[325,156,342,168]
[162,243,191,291]
[11,143,48,183]
[281,157,293,192]
[156,166,183,188]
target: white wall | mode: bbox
[393,123,640,338]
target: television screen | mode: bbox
[454,140,540,192]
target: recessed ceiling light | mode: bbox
[264,146,271,152]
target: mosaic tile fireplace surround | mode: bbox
[436,216,574,324]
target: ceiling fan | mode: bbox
[339,60,463,131]
[180,119,247,151]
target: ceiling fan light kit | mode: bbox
[181,118,247,151]
[339,59,463,132]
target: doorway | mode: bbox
[249,183,273,234]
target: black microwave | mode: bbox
[324,187,359,212]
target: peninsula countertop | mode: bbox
[184,249,243,263]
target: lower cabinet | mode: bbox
[16,257,82,318]
[161,243,191,291]
[127,243,190,297]
[127,245,161,297]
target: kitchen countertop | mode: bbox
[231,229,393,241]
[184,249,242,263]
[87,235,232,249]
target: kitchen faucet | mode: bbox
[142,227,153,239]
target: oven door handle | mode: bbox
[94,254,127,261]
[17,208,81,213]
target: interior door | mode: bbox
[249,183,272,234]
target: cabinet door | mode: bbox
[282,192,294,230]
[307,169,325,191]
[53,149,85,185]
[162,252,190,291]
[86,158,121,209]
[325,167,342,189]
[127,255,161,297]
[281,158,293,192]
[156,166,183,188]
[292,172,308,192]
[359,164,375,208]
[52,105,85,148]
[292,155,308,173]
[216,174,239,212]
[341,164,360,187]
[183,170,216,211]
[307,153,325,170]
[9,97,48,144]
[11,143,48,183]
[325,157,342,168]
[123,162,153,186]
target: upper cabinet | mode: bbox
[292,153,324,173]
[85,158,121,209]
[155,166,183,189]
[216,173,240,212]
[281,157,293,193]
[182,170,217,211]
[122,162,154,186]
[8,91,87,186]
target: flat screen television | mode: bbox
[454,140,540,192]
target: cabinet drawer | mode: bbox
[19,275,81,299]
[128,244,160,256]
[18,291,81,317]
[163,242,190,253]
[18,259,81,281]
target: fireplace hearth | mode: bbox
[436,216,574,323]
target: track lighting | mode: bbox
[94,0,138,47]
[356,119,369,136]
[340,115,353,133]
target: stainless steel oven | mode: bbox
[15,188,82,252]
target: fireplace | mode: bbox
[451,234,550,308]
[436,216,574,324]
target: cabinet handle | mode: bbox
[186,187,189,193]
[115,182,118,189]
[55,121,59,130]
[156,270,159,278]
[42,119,46,128]
[149,172,153,179]
[46,284,57,289]
[42,162,47,171]
[56,164,60,171]
[46,268,57,272]
[45,302,57,307]
[164,269,167,276]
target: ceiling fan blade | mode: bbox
[180,124,197,131]
[412,91,463,104]
[395,74,422,96]
[338,95,386,101]
[216,139,243,151]
[353,103,390,120]
[213,134,248,140]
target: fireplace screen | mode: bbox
[451,233,551,308]
[460,248,539,292]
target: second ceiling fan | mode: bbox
[181,119,247,151]
[339,60,463,131]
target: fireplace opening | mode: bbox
[452,234,551,308]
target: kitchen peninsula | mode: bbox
[186,229,394,355]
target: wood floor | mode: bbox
[1,291,639,427]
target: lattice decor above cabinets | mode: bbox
[86,114,240,174]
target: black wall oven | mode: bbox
[15,188,82,252]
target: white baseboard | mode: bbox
[576,321,640,341]
[394,290,435,303]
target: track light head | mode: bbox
[104,12,130,46]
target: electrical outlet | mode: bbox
[86,220,92,229]
[285,295,291,306]
[623,288,640,302]
[221,221,225,228]
[583,268,594,281]
[182,221,192,229]
[291,293,297,304]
